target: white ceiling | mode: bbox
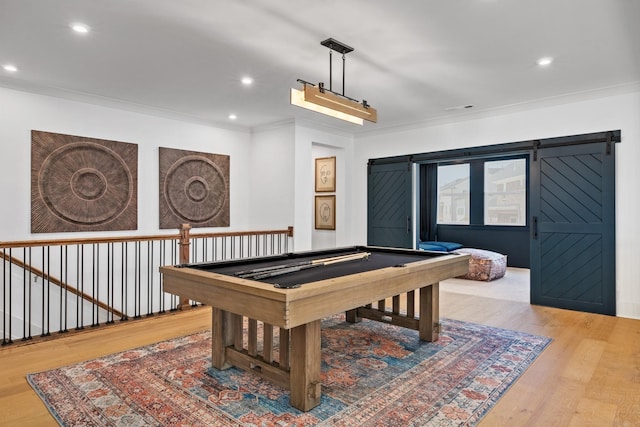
[1,0,639,134]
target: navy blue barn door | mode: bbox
[530,142,615,315]
[367,161,413,248]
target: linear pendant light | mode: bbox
[290,38,377,125]
[290,88,364,125]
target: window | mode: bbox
[437,164,469,225]
[433,157,527,227]
[484,159,526,226]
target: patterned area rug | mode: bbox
[28,317,550,426]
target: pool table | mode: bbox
[160,245,469,411]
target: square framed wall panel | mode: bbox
[159,147,230,229]
[31,130,138,233]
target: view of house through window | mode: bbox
[437,164,470,224]
[484,159,526,225]
[436,158,526,226]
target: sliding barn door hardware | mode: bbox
[532,140,541,161]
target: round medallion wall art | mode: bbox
[159,147,230,229]
[31,130,138,233]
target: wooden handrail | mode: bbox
[0,226,294,249]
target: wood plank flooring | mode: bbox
[1,289,639,426]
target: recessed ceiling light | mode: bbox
[2,64,18,72]
[70,22,90,34]
[228,114,238,120]
[537,57,553,67]
[241,76,253,86]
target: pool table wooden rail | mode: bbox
[161,252,469,330]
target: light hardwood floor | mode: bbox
[1,286,639,426]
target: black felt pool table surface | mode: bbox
[180,246,445,288]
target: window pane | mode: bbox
[437,164,470,225]
[484,159,526,226]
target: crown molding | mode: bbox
[0,80,251,134]
[355,81,640,139]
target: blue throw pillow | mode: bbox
[418,241,463,252]
[434,241,463,251]
[418,242,448,252]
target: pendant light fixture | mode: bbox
[291,38,377,125]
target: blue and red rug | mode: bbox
[28,316,550,426]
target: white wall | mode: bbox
[353,90,640,319]
[0,86,358,252]
[311,143,339,250]
[248,121,356,251]
[293,123,355,251]
[0,86,253,241]
[249,123,295,229]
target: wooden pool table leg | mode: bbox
[211,307,234,369]
[289,319,322,411]
[345,308,361,323]
[419,282,440,341]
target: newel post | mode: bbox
[178,223,192,310]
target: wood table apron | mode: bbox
[161,252,469,411]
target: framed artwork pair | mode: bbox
[30,130,230,233]
[314,156,336,230]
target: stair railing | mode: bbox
[1,225,293,346]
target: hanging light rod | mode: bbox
[290,38,377,125]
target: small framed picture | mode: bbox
[315,156,336,192]
[315,195,336,230]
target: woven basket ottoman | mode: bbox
[456,248,507,281]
